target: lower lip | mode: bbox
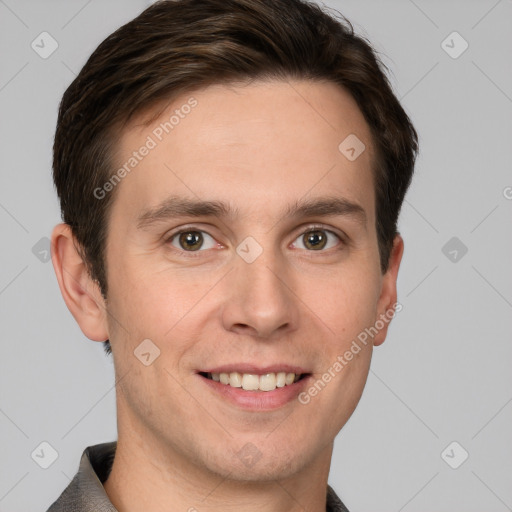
[198,374,311,411]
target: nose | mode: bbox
[221,246,299,340]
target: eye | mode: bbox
[291,227,343,251]
[165,225,344,256]
[168,229,218,252]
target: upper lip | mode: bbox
[198,364,309,375]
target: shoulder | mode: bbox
[327,484,351,512]
[45,442,117,512]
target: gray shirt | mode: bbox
[46,442,350,512]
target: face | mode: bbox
[99,79,401,481]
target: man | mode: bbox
[47,0,418,510]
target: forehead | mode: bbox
[111,79,376,226]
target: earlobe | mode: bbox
[50,223,109,342]
[372,234,404,347]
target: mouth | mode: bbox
[199,371,310,392]
[196,364,312,410]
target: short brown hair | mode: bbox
[53,0,419,356]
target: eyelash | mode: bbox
[164,224,346,258]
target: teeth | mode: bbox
[276,372,286,388]
[259,373,276,391]
[208,371,301,391]
[285,372,295,385]
[242,373,259,391]
[229,372,242,387]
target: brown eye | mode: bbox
[179,231,203,251]
[292,228,342,251]
[168,230,217,252]
[303,230,327,250]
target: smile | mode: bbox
[200,371,306,392]
[197,366,312,411]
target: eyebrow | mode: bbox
[136,195,367,230]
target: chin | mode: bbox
[200,441,314,483]
[214,458,302,483]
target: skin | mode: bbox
[51,78,404,512]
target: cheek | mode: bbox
[104,259,169,349]
[107,250,176,321]
[105,258,214,364]
[299,339,373,439]
[305,266,381,341]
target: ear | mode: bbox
[372,234,404,347]
[50,223,109,342]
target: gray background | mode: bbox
[1,0,511,511]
